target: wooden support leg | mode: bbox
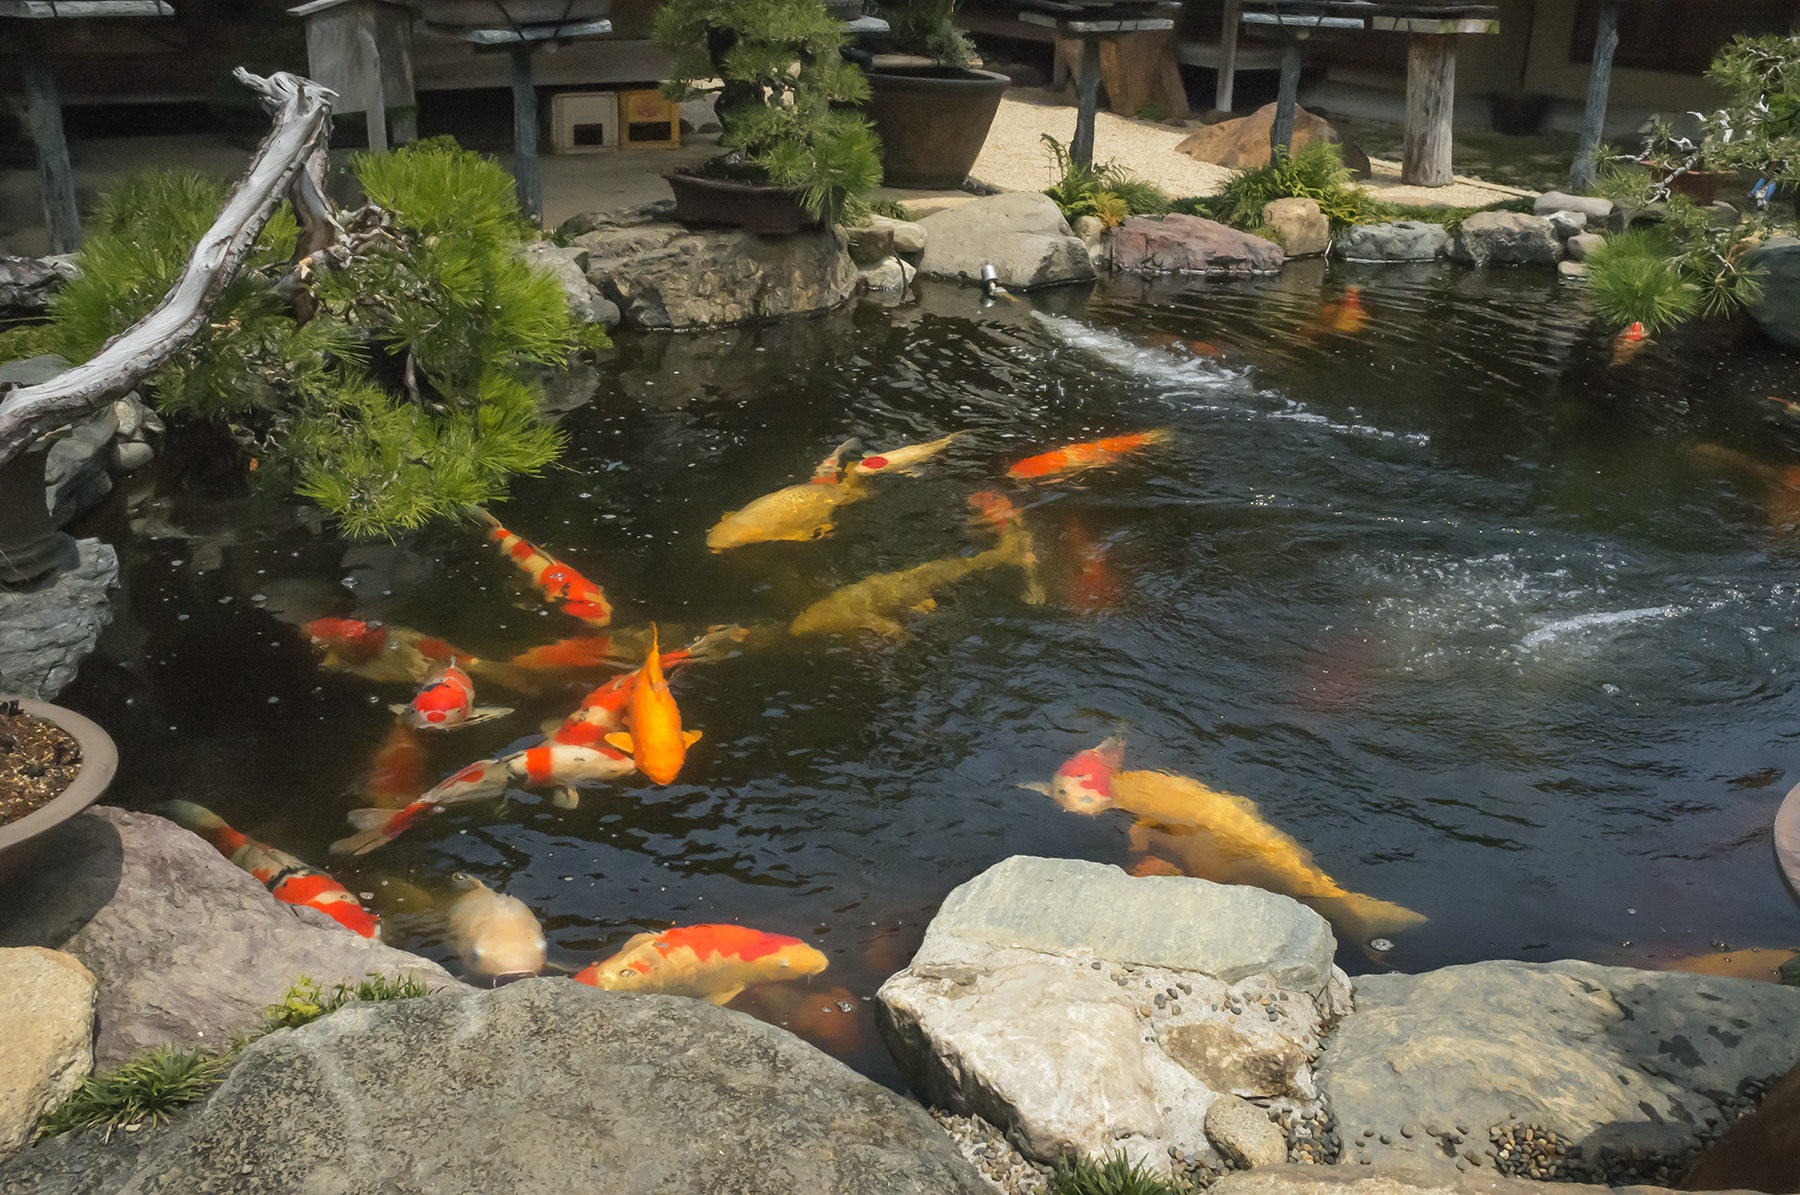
[509,43,542,223]
[392,106,419,146]
[1215,0,1240,113]
[21,56,80,255]
[1570,0,1619,191]
[1270,38,1301,158]
[1402,33,1455,187]
[1072,33,1102,168]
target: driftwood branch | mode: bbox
[0,69,336,470]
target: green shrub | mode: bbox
[1584,230,1698,334]
[0,322,58,364]
[1041,135,1171,227]
[260,972,433,1032]
[1053,1151,1181,1195]
[36,1047,233,1139]
[1214,141,1380,232]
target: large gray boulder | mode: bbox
[1337,221,1450,262]
[1747,235,1800,350]
[917,192,1096,290]
[0,947,95,1160]
[0,807,459,1067]
[577,221,857,330]
[515,240,619,327]
[1,981,990,1195]
[878,857,1348,1174]
[1316,960,1800,1175]
[1450,212,1562,266]
[1207,1163,1746,1195]
[1533,191,1613,224]
[0,538,117,700]
[1106,214,1285,275]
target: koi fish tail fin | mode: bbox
[330,804,423,856]
[462,658,545,697]
[814,437,862,481]
[1310,891,1430,948]
[997,523,1047,605]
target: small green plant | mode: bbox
[1041,135,1171,228]
[866,197,914,222]
[0,322,58,364]
[36,1047,234,1140]
[261,972,433,1032]
[1135,101,1169,123]
[879,0,975,70]
[1214,141,1381,232]
[1053,1151,1181,1195]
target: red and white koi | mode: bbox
[850,432,965,477]
[471,508,613,625]
[389,661,513,731]
[1017,736,1125,813]
[161,800,379,937]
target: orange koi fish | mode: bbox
[572,924,829,1005]
[363,720,424,809]
[1005,430,1172,482]
[471,508,613,625]
[1611,321,1650,366]
[304,618,540,694]
[389,662,513,731]
[1064,518,1119,614]
[160,800,378,938]
[508,634,620,673]
[706,439,865,551]
[735,982,866,1054]
[1018,736,1125,813]
[1635,946,1798,983]
[604,626,701,785]
[1300,286,1369,339]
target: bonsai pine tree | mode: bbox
[874,0,974,69]
[654,0,884,224]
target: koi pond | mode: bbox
[60,262,1800,1087]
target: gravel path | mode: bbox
[970,88,1534,209]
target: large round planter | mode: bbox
[0,444,74,585]
[664,170,819,236]
[862,67,1009,190]
[0,699,117,886]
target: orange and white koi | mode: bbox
[706,438,865,550]
[389,662,513,731]
[850,432,964,477]
[1005,430,1172,482]
[471,508,613,625]
[449,873,546,984]
[1611,320,1650,366]
[1018,736,1125,813]
[604,626,701,785]
[160,800,378,938]
[573,923,828,1005]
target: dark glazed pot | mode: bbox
[0,699,118,886]
[664,170,819,236]
[0,445,73,585]
[862,67,1010,190]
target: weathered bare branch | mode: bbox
[0,69,336,469]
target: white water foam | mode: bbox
[1520,605,1684,650]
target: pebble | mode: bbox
[929,1109,1050,1195]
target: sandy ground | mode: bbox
[970,88,1535,208]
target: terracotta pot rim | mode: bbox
[0,698,118,851]
[864,66,1012,86]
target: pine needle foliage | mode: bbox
[36,1047,234,1139]
[1053,1152,1182,1195]
[880,0,975,69]
[1041,135,1171,227]
[1701,34,1800,188]
[1584,230,1698,334]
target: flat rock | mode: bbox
[1451,212,1563,266]
[0,806,460,1067]
[1262,197,1329,258]
[1533,191,1613,223]
[846,213,927,265]
[1208,1163,1754,1195]
[878,857,1346,1173]
[0,980,990,1195]
[1107,214,1284,275]
[0,538,118,700]
[917,192,1096,290]
[1747,235,1800,350]
[578,223,857,330]
[0,947,95,1160]
[1336,221,1449,262]
[859,255,917,297]
[1566,232,1604,262]
[1205,1094,1288,1168]
[1316,960,1800,1174]
[1176,103,1371,177]
[515,240,615,326]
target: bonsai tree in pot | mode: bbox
[654,0,884,232]
[859,0,1008,190]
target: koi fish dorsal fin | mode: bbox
[683,730,703,747]
[604,732,635,755]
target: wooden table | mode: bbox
[1019,1,1181,168]
[0,0,175,253]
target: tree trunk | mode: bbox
[510,44,542,223]
[21,44,80,256]
[1072,33,1103,168]
[0,70,335,473]
[1402,33,1456,187]
[1570,0,1620,191]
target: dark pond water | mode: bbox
[59,262,1800,1088]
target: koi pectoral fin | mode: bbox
[1017,781,1052,795]
[387,704,411,717]
[707,983,747,1006]
[603,732,635,755]
[458,706,516,727]
[683,730,703,746]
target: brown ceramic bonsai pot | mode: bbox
[664,169,819,236]
[0,699,118,886]
[862,67,1009,190]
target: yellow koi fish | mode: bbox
[573,923,828,1005]
[707,439,866,551]
[604,626,702,785]
[850,432,965,477]
[448,873,547,985]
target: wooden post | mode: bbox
[1072,32,1103,167]
[1401,33,1456,186]
[1215,0,1240,113]
[1270,37,1301,157]
[509,43,542,223]
[1570,0,1619,191]
[21,51,80,255]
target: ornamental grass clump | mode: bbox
[1052,1151,1182,1195]
[1212,141,1381,232]
[1041,135,1171,228]
[655,0,883,224]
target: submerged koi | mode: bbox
[161,800,378,937]
[363,719,425,809]
[1005,430,1172,482]
[389,662,513,731]
[304,618,540,693]
[572,924,828,1005]
[706,439,865,551]
[449,873,546,984]
[604,626,701,785]
[1300,286,1368,338]
[1611,321,1650,366]
[851,432,965,477]
[508,634,619,673]
[472,508,613,625]
[1778,780,1800,898]
[1064,518,1120,614]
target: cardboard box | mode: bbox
[549,91,619,153]
[618,88,680,149]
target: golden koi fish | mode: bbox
[448,873,547,985]
[604,626,702,785]
[788,499,1043,638]
[572,923,828,1005]
[707,439,865,551]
